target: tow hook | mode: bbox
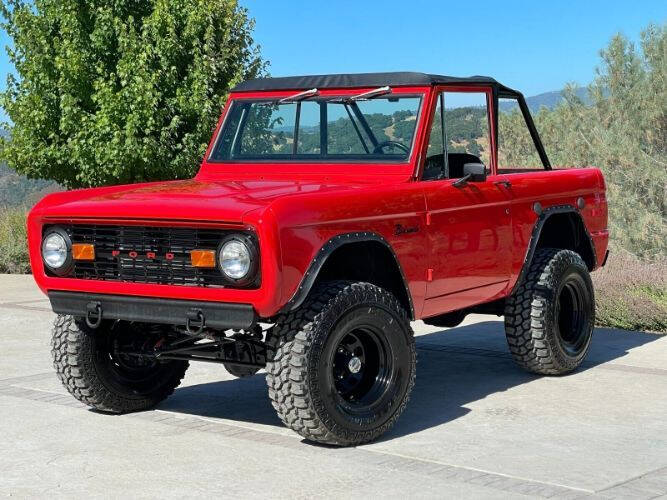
[85,301,103,329]
[186,308,205,335]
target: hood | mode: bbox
[30,178,366,223]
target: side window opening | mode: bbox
[423,90,491,181]
[423,94,445,180]
[497,97,546,172]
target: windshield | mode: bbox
[209,95,422,163]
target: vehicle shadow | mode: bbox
[158,320,662,441]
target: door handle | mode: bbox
[494,180,512,188]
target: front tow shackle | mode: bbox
[85,301,103,329]
[186,308,206,335]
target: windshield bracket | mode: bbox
[278,88,319,104]
[329,86,392,103]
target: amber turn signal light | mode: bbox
[190,249,216,268]
[72,243,95,261]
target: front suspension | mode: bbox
[121,327,270,369]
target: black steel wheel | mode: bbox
[504,248,595,375]
[331,327,391,409]
[555,273,592,356]
[266,281,416,446]
[52,316,188,413]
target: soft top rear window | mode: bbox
[209,95,422,163]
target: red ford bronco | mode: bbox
[28,72,609,446]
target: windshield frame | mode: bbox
[207,91,424,165]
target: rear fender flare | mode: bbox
[511,205,596,295]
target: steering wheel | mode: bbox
[372,141,410,154]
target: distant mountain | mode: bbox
[500,87,591,113]
[0,162,61,208]
[0,131,61,208]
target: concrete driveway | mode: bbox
[1,274,665,499]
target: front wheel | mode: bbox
[266,281,416,446]
[51,316,189,413]
[504,248,595,375]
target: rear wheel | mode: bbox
[504,248,595,375]
[266,281,416,446]
[51,316,188,413]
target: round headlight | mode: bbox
[219,239,252,280]
[42,231,69,270]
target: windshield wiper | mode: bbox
[278,88,319,104]
[329,86,392,103]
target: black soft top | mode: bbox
[232,71,521,97]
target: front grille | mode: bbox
[51,224,248,288]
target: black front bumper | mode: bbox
[48,291,256,330]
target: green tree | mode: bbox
[0,0,264,188]
[499,23,666,260]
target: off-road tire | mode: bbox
[51,315,189,413]
[504,248,595,375]
[266,281,416,446]
[223,364,260,378]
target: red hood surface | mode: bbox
[30,178,371,223]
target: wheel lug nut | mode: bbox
[348,356,362,374]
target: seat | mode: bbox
[423,153,445,180]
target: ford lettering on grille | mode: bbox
[111,250,176,260]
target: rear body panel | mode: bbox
[505,168,609,277]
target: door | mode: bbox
[421,88,512,317]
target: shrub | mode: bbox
[592,250,667,333]
[0,207,30,273]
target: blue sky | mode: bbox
[242,0,665,96]
[0,0,664,119]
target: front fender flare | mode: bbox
[277,231,414,318]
